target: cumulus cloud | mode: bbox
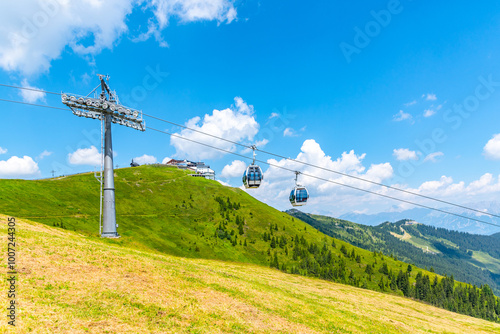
[0,155,40,178]
[133,154,157,165]
[424,93,437,101]
[0,0,237,75]
[393,148,418,161]
[254,138,269,148]
[68,146,102,166]
[243,139,395,214]
[37,150,52,160]
[484,134,500,160]
[404,100,417,107]
[217,179,231,187]
[148,0,236,28]
[0,147,7,154]
[405,173,500,199]
[161,156,172,164]
[393,110,412,122]
[424,151,444,163]
[19,79,46,103]
[283,128,297,137]
[241,138,269,154]
[0,1,133,75]
[417,175,454,193]
[230,138,500,216]
[423,109,435,117]
[170,97,259,160]
[220,160,246,179]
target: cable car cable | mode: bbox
[0,94,497,228]
[147,126,500,228]
[0,98,68,111]
[144,112,500,219]
[0,83,61,96]
[1,88,499,221]
[2,84,499,219]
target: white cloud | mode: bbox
[133,154,157,165]
[220,160,246,179]
[417,175,454,193]
[393,110,412,122]
[484,134,500,160]
[283,128,297,137]
[0,1,133,75]
[37,150,52,160]
[423,109,435,117]
[424,151,444,163]
[393,148,418,161]
[0,147,7,154]
[243,139,395,214]
[161,156,172,164]
[0,0,237,76]
[241,138,269,154]
[68,146,102,166]
[226,138,500,216]
[424,93,437,101]
[170,97,259,160]
[217,179,231,187]
[254,138,269,148]
[0,155,40,178]
[404,100,417,107]
[269,112,279,119]
[234,96,253,114]
[19,79,46,103]
[148,0,236,29]
[407,173,500,199]
[365,162,393,181]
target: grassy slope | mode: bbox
[2,216,500,334]
[0,165,288,263]
[472,251,500,275]
[0,165,441,294]
[397,226,500,274]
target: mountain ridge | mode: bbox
[339,201,500,235]
[287,209,500,296]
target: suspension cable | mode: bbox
[1,85,499,221]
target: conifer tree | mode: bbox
[270,236,276,248]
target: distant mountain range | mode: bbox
[287,209,500,295]
[339,201,500,235]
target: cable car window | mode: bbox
[296,188,308,202]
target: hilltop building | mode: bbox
[164,159,215,180]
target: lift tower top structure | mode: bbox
[62,75,145,238]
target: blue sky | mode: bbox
[1,0,500,217]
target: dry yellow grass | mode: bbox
[1,216,499,333]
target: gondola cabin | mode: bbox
[289,186,309,206]
[242,164,263,188]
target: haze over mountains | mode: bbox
[339,201,500,235]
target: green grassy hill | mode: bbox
[2,216,500,333]
[1,165,499,323]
